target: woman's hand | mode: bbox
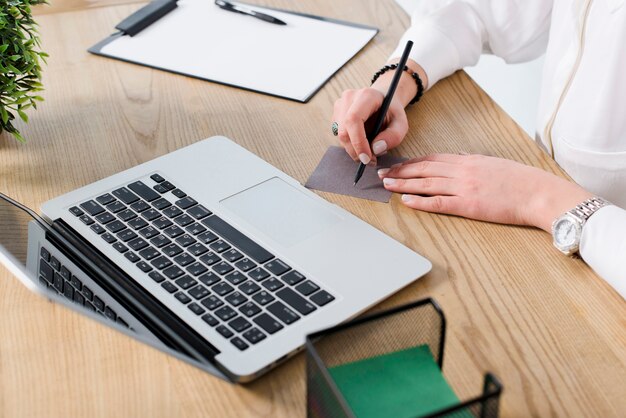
[331,59,428,165]
[378,153,593,232]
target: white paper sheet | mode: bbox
[98,0,377,102]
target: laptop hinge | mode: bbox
[48,218,221,365]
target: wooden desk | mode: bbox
[1,1,624,416]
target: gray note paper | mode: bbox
[305,146,408,203]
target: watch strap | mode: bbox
[568,197,609,223]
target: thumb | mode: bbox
[370,110,408,156]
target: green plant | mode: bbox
[0,0,47,142]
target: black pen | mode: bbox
[353,40,414,186]
[215,0,287,25]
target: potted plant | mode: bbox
[1,0,47,142]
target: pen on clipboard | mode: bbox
[353,40,413,186]
[215,0,287,25]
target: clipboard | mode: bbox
[89,0,378,102]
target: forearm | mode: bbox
[370,59,429,108]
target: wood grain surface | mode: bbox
[1,1,624,417]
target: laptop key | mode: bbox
[150,256,172,270]
[173,252,195,266]
[215,306,237,321]
[188,302,205,315]
[136,261,153,273]
[174,292,191,304]
[161,281,177,293]
[150,235,171,248]
[139,247,159,260]
[187,243,208,256]
[242,328,266,345]
[174,214,194,227]
[216,325,233,338]
[50,256,61,271]
[124,251,140,263]
[93,296,105,311]
[162,243,183,257]
[112,187,139,204]
[153,216,173,229]
[267,301,300,325]
[128,181,160,202]
[73,291,85,305]
[239,302,261,318]
[201,295,223,310]
[199,252,221,266]
[230,337,249,351]
[235,258,256,272]
[40,247,51,262]
[252,291,275,306]
[212,282,234,296]
[90,224,106,235]
[188,285,210,300]
[253,313,284,334]
[154,184,168,194]
[59,266,71,281]
[248,267,269,282]
[101,233,117,244]
[281,270,305,286]
[176,234,196,247]
[262,278,284,292]
[95,212,115,224]
[150,173,165,183]
[53,273,64,292]
[228,316,251,333]
[117,209,137,222]
[225,291,247,307]
[185,222,206,235]
[213,261,234,275]
[106,220,126,233]
[277,288,316,315]
[82,285,93,301]
[265,259,290,276]
[175,197,197,209]
[175,275,197,290]
[107,201,126,213]
[310,290,335,306]
[171,188,186,198]
[186,262,208,276]
[160,181,176,191]
[223,249,243,263]
[164,225,184,238]
[139,226,160,239]
[225,271,246,285]
[202,215,274,263]
[104,306,117,321]
[152,197,171,210]
[141,209,160,221]
[296,280,320,296]
[39,260,54,282]
[130,200,151,213]
[128,218,149,230]
[117,229,138,242]
[198,272,220,287]
[80,215,94,225]
[148,271,166,283]
[112,242,128,253]
[163,265,184,279]
[187,205,211,220]
[201,313,218,326]
[239,281,261,296]
[162,206,183,218]
[80,200,105,216]
[197,231,218,244]
[96,193,116,205]
[128,237,149,251]
[69,206,84,216]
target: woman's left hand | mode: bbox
[378,153,593,232]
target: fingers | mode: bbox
[344,90,384,164]
[333,92,357,160]
[400,194,464,216]
[382,177,457,196]
[371,106,408,156]
[377,160,457,179]
[396,153,466,166]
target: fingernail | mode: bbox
[401,194,412,202]
[372,140,387,155]
[391,163,402,168]
[358,153,371,165]
[377,168,390,176]
[383,178,395,185]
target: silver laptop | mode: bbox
[0,136,431,382]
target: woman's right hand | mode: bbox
[331,59,428,164]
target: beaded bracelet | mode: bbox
[371,63,424,105]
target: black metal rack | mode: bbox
[305,298,503,418]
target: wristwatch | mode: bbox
[551,197,610,255]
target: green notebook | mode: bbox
[328,345,460,418]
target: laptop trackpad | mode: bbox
[220,177,342,247]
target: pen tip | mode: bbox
[353,182,357,186]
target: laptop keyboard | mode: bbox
[68,173,335,351]
[38,246,131,329]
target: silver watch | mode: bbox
[551,197,609,255]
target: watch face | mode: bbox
[553,216,582,252]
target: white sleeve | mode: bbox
[580,206,626,300]
[390,0,553,87]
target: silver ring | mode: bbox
[331,121,339,136]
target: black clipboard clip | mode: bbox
[115,0,179,36]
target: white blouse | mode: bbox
[391,0,626,298]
